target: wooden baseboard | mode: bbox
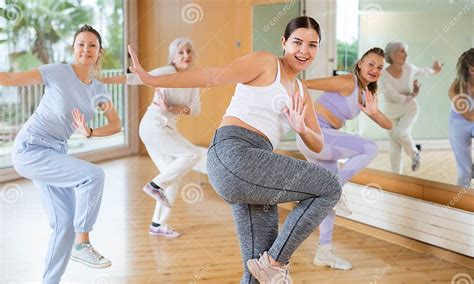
[274,149,474,212]
[335,216,474,269]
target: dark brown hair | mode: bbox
[284,16,321,42]
[73,24,103,49]
[354,47,385,94]
[72,25,104,77]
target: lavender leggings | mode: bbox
[296,116,378,244]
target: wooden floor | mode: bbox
[1,155,472,283]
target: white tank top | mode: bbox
[224,57,304,149]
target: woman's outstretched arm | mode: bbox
[0,69,43,86]
[128,45,273,89]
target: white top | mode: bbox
[380,63,435,104]
[127,66,200,128]
[224,57,304,149]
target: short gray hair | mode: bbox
[384,42,408,64]
[168,37,195,65]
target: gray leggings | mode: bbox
[207,126,342,284]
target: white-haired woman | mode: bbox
[380,42,443,174]
[102,38,201,237]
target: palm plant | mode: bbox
[0,0,91,70]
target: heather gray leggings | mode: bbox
[207,126,342,284]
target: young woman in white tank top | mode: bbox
[128,17,343,284]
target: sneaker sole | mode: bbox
[71,255,112,269]
[313,259,352,270]
[148,231,180,238]
[247,260,270,284]
[143,188,172,207]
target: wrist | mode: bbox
[183,106,190,115]
[298,125,309,135]
[86,127,93,138]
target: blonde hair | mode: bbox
[353,47,385,94]
[454,48,474,94]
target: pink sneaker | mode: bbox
[143,183,171,207]
[149,224,180,238]
[247,251,292,284]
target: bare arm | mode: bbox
[98,75,126,84]
[128,45,272,88]
[72,101,122,138]
[0,69,43,86]
[367,110,393,130]
[360,90,393,130]
[303,74,355,95]
[92,101,122,136]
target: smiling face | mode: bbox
[358,53,385,83]
[172,43,194,72]
[281,27,319,73]
[72,31,103,65]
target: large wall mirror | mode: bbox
[252,0,472,193]
[331,0,473,190]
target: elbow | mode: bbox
[308,138,324,153]
[384,121,393,130]
[311,144,323,153]
[112,121,122,134]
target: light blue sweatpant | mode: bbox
[449,111,474,188]
[297,116,379,245]
[12,131,105,284]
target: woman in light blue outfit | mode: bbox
[448,48,474,188]
[2,25,121,283]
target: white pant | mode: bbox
[139,109,201,225]
[384,99,419,174]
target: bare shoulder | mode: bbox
[339,74,357,95]
[448,80,458,98]
[240,52,278,85]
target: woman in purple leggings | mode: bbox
[298,47,393,270]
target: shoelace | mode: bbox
[83,244,103,262]
[151,187,166,199]
[164,226,176,235]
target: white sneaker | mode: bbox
[247,251,293,284]
[313,244,352,270]
[71,243,111,269]
[334,193,352,216]
[411,152,421,171]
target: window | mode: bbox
[0,0,130,170]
